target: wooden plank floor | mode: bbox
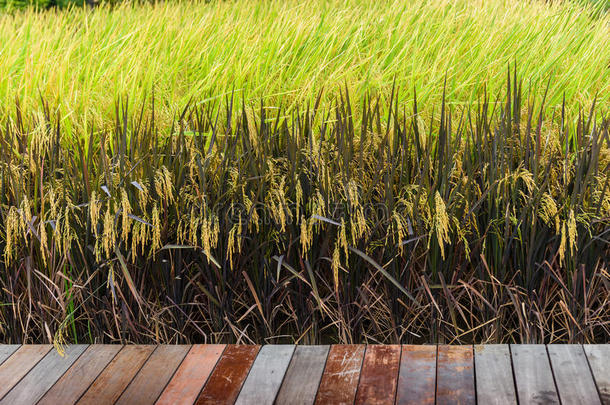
[0,344,607,405]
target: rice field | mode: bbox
[0,0,608,345]
[0,0,608,130]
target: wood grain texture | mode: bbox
[354,345,400,405]
[436,345,475,405]
[275,345,330,405]
[395,345,436,405]
[235,344,295,405]
[116,345,190,405]
[0,344,51,400]
[156,344,226,405]
[314,344,365,405]
[511,344,560,405]
[474,345,517,405]
[0,344,87,405]
[548,345,601,405]
[76,345,155,405]
[584,345,610,405]
[0,345,19,366]
[195,345,261,405]
[38,345,123,405]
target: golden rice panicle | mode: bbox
[154,166,175,205]
[300,215,311,253]
[89,191,101,233]
[332,241,341,292]
[433,191,451,259]
[120,189,132,241]
[151,204,161,257]
[102,204,115,259]
[4,207,20,265]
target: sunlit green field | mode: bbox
[0,0,608,130]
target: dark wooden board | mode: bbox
[76,345,155,405]
[235,344,295,405]
[511,344,560,405]
[0,344,87,405]
[38,345,123,405]
[474,344,517,405]
[395,345,436,405]
[548,345,601,405]
[354,344,400,405]
[156,344,226,405]
[116,345,190,405]
[584,345,610,405]
[436,345,475,405]
[195,344,261,405]
[0,344,51,400]
[275,345,330,405]
[314,344,365,405]
[0,345,19,366]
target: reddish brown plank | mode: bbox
[436,345,475,405]
[396,345,436,405]
[195,345,261,405]
[354,345,400,405]
[156,344,226,405]
[116,345,190,405]
[76,345,155,405]
[38,345,122,405]
[0,344,51,400]
[314,344,366,405]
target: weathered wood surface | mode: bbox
[76,345,155,405]
[354,345,400,405]
[584,345,610,405]
[548,344,602,405]
[395,345,436,405]
[0,344,51,399]
[0,344,87,405]
[436,345,475,405]
[235,344,295,405]
[275,345,329,405]
[38,345,122,405]
[116,345,190,405]
[474,344,517,405]
[511,344,560,405]
[314,344,365,405]
[0,345,19,366]
[0,343,606,404]
[156,344,226,405]
[195,344,260,405]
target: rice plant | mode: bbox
[0,0,608,133]
[0,72,607,345]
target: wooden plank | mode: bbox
[0,344,51,400]
[396,345,436,405]
[511,344,560,405]
[38,345,123,405]
[195,345,261,405]
[275,345,330,405]
[0,345,19,366]
[0,344,87,405]
[116,345,190,405]
[156,344,226,405]
[436,345,475,405]
[548,345,601,405]
[584,345,610,405]
[314,344,366,405]
[474,345,517,405]
[76,345,155,405]
[354,345,401,405]
[235,344,295,405]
